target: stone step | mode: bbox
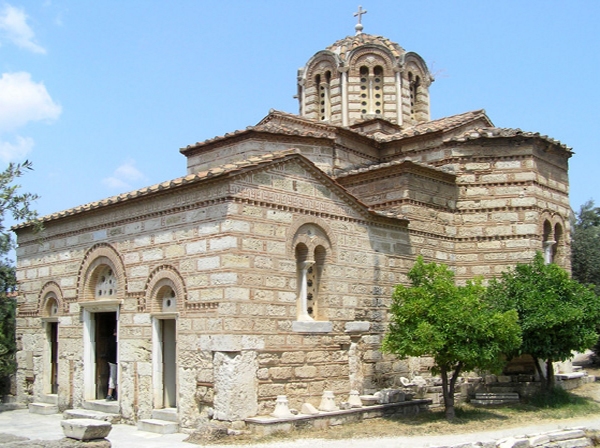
[152,407,178,422]
[137,418,179,434]
[39,394,58,405]
[556,371,586,380]
[64,408,121,424]
[82,399,120,414]
[471,398,520,406]
[28,402,59,415]
[475,393,519,400]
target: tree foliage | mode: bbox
[382,257,521,420]
[0,161,40,386]
[486,252,600,391]
[571,200,600,294]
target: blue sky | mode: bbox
[1,1,599,225]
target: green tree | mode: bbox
[382,257,521,420]
[571,200,600,294]
[0,161,39,388]
[486,252,600,392]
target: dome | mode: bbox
[325,33,406,64]
[297,32,432,128]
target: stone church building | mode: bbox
[13,21,571,431]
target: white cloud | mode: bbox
[0,135,33,163]
[102,159,147,191]
[0,72,61,133]
[0,4,46,54]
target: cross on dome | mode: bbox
[354,5,367,35]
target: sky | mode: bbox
[1,1,599,228]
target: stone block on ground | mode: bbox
[61,418,112,441]
[184,422,229,444]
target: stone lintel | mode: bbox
[291,321,332,333]
[344,321,370,333]
[199,334,265,352]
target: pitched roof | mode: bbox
[336,157,455,182]
[444,127,572,153]
[180,110,337,155]
[14,149,300,228]
[15,148,408,230]
[377,110,493,142]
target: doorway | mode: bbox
[47,322,58,394]
[93,312,117,399]
[153,318,177,408]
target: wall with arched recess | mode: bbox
[143,265,187,314]
[76,243,127,302]
[38,281,64,316]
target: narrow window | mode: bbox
[373,66,383,115]
[360,66,369,114]
[409,72,420,120]
[542,220,555,264]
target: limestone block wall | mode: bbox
[184,139,337,176]
[14,157,420,425]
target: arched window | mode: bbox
[316,71,332,121]
[360,65,384,116]
[542,220,556,264]
[409,71,420,120]
[292,224,331,322]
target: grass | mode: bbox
[205,385,600,445]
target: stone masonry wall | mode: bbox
[14,158,418,426]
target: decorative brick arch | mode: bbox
[77,243,127,302]
[287,217,335,259]
[144,265,187,314]
[348,46,395,74]
[38,281,64,317]
[305,53,338,81]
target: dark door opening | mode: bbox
[94,312,117,399]
[48,322,58,394]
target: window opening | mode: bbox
[96,266,116,298]
[317,71,332,121]
[409,72,420,120]
[542,220,556,264]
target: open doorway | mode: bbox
[47,322,58,394]
[153,317,177,409]
[94,312,117,400]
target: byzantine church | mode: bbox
[13,11,571,431]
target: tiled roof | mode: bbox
[180,110,496,154]
[336,157,454,180]
[15,148,407,229]
[180,110,336,153]
[326,33,405,61]
[444,127,572,152]
[377,110,493,142]
[14,149,301,228]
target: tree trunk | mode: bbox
[440,367,455,421]
[533,356,547,392]
[440,363,462,421]
[546,359,555,390]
